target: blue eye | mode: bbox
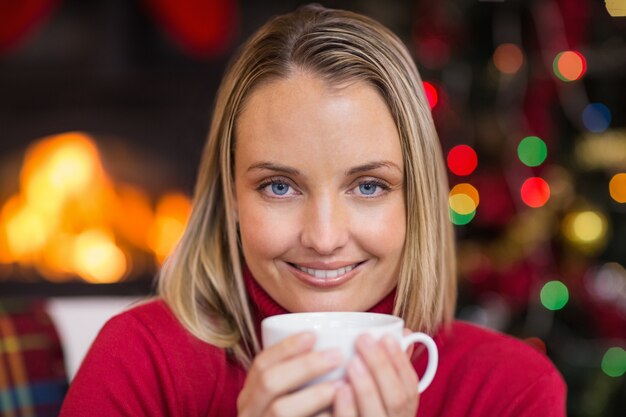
[359,183,378,195]
[271,182,290,195]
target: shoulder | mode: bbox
[61,299,241,417]
[93,298,234,381]
[441,321,559,377]
[422,321,566,416]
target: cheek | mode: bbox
[238,199,297,263]
[355,199,406,257]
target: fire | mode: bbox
[0,132,192,283]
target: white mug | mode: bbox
[261,311,438,393]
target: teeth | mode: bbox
[295,264,356,278]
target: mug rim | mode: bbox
[262,311,403,330]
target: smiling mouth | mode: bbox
[288,262,364,279]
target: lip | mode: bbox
[285,261,365,289]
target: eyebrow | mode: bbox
[345,161,402,176]
[246,160,402,176]
[247,162,301,176]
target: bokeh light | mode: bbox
[449,183,479,226]
[520,177,550,208]
[540,280,569,310]
[72,229,127,284]
[601,347,626,377]
[449,207,476,226]
[450,183,480,206]
[563,211,607,244]
[423,81,439,109]
[493,43,524,74]
[553,51,587,82]
[447,145,478,176]
[518,136,547,167]
[583,103,612,133]
[147,193,192,263]
[449,193,476,215]
[609,173,626,203]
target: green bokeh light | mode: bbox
[601,347,626,377]
[449,207,476,226]
[518,136,547,167]
[540,280,569,310]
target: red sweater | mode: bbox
[60,273,566,416]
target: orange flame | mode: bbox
[0,132,191,283]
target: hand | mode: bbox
[237,332,344,417]
[333,330,420,417]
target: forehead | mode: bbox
[234,72,403,170]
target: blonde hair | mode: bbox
[158,3,456,367]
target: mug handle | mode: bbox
[401,332,438,393]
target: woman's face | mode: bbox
[234,72,406,312]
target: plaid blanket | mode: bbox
[0,299,68,417]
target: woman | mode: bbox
[60,4,566,417]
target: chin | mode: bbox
[282,290,363,313]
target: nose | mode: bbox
[300,194,349,255]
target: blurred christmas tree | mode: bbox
[412,0,626,415]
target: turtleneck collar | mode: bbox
[243,266,397,322]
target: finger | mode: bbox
[356,334,412,415]
[333,384,357,417]
[239,333,317,411]
[250,349,343,413]
[255,332,316,374]
[346,357,386,417]
[381,335,420,398]
[265,380,341,417]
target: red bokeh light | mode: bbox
[423,81,439,109]
[447,145,478,176]
[520,177,550,208]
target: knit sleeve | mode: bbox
[59,312,180,417]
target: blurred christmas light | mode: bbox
[606,0,626,17]
[575,130,626,170]
[540,280,569,310]
[564,211,607,244]
[449,193,476,215]
[449,207,476,225]
[518,136,547,167]
[553,51,586,82]
[583,103,612,133]
[520,177,550,208]
[423,81,439,109]
[601,347,626,377]
[584,263,626,303]
[451,183,480,206]
[493,43,524,74]
[447,145,478,176]
[609,173,626,203]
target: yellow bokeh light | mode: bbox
[449,193,476,215]
[563,210,608,245]
[609,173,626,203]
[72,229,127,283]
[450,183,480,206]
